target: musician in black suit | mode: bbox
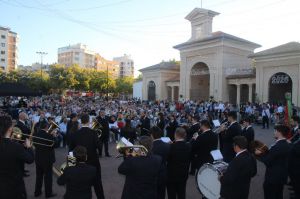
[191,120,218,174]
[118,136,162,199]
[120,119,137,144]
[140,111,151,136]
[220,111,242,163]
[220,136,257,199]
[69,113,105,199]
[167,127,191,199]
[186,115,200,141]
[57,146,97,199]
[33,120,56,198]
[290,116,299,143]
[0,115,34,199]
[241,117,255,149]
[97,109,111,157]
[156,112,166,132]
[166,114,178,141]
[150,126,170,199]
[66,113,78,148]
[255,124,291,199]
[15,112,31,177]
[288,138,300,199]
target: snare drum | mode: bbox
[196,161,228,199]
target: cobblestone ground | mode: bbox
[25,124,290,199]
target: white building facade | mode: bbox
[58,43,95,68]
[0,26,18,72]
[133,81,143,100]
[113,54,134,78]
[139,8,300,106]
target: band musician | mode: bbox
[0,115,34,199]
[57,146,97,199]
[69,113,105,199]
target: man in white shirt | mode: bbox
[262,105,271,129]
[59,117,68,147]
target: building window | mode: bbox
[0,51,5,55]
[1,58,5,62]
[1,43,5,47]
[1,35,5,39]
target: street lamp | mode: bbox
[36,51,48,79]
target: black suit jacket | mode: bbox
[242,126,255,148]
[34,129,56,167]
[69,127,101,168]
[57,163,97,199]
[120,127,137,144]
[187,123,200,141]
[140,117,150,136]
[260,139,291,184]
[166,120,178,141]
[222,122,242,162]
[288,139,300,183]
[15,120,31,136]
[118,154,162,199]
[0,138,34,199]
[220,151,257,199]
[167,141,191,182]
[191,130,218,168]
[96,116,110,139]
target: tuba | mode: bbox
[53,155,76,176]
[116,137,148,158]
[47,121,59,134]
[91,118,103,138]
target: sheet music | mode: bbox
[212,120,221,127]
[120,137,133,146]
[161,137,171,143]
[210,149,223,161]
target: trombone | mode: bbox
[12,127,55,147]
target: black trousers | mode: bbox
[291,179,300,199]
[99,137,109,156]
[35,163,53,197]
[262,116,269,128]
[263,182,284,199]
[92,164,105,199]
[167,181,187,199]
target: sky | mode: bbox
[1,0,300,77]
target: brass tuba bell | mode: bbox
[91,118,102,138]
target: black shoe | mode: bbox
[34,192,42,197]
[46,193,57,198]
[105,154,111,157]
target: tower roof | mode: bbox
[185,8,219,22]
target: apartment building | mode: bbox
[95,53,119,79]
[57,43,95,68]
[0,26,18,72]
[113,54,134,78]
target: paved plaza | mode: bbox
[25,124,290,199]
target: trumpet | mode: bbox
[12,127,55,147]
[213,121,229,133]
[91,118,103,138]
[116,138,148,158]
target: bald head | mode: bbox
[19,112,28,121]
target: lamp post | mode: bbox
[36,51,48,79]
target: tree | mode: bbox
[116,77,134,94]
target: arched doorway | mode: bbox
[190,62,210,101]
[269,72,292,104]
[148,81,156,101]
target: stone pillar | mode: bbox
[171,86,175,101]
[236,84,241,106]
[248,84,253,103]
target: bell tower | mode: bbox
[185,8,219,41]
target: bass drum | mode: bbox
[196,161,228,199]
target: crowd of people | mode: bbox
[0,95,300,199]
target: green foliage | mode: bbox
[0,64,132,95]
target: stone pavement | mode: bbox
[24,124,290,199]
